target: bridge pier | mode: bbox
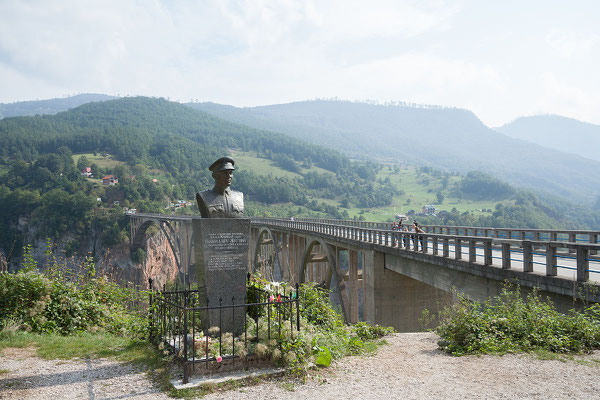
[363,250,452,332]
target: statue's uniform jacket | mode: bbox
[196,186,244,218]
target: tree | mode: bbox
[76,155,89,172]
[436,192,445,204]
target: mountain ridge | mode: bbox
[2,95,598,204]
[0,93,116,119]
[187,100,600,204]
[495,115,600,162]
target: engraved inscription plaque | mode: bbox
[192,217,249,335]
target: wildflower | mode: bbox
[284,351,297,364]
[216,355,222,363]
[255,343,269,357]
[277,294,281,302]
[269,295,275,302]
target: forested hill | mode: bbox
[0,96,348,176]
[0,97,376,260]
[187,100,600,205]
[0,93,116,119]
[495,115,600,163]
[1,96,599,264]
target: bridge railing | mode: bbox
[421,225,600,249]
[251,218,600,283]
[287,218,600,255]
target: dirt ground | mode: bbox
[2,333,600,399]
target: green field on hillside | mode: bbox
[231,151,507,222]
[73,153,126,169]
[68,150,507,223]
[232,151,335,178]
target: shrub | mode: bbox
[299,283,343,331]
[0,271,51,332]
[240,275,393,374]
[436,284,600,355]
[0,268,149,337]
[352,322,394,341]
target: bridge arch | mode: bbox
[130,216,192,286]
[299,237,335,288]
[253,227,279,281]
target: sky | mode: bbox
[0,0,599,127]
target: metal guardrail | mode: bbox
[251,217,600,283]
[288,217,600,247]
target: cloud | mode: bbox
[0,0,599,127]
[546,29,600,59]
[535,72,600,123]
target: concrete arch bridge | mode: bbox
[129,214,600,332]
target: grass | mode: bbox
[233,151,510,222]
[233,151,302,179]
[532,349,600,368]
[375,166,503,217]
[232,151,335,180]
[0,332,156,362]
[0,331,180,395]
[72,153,126,169]
[278,381,296,391]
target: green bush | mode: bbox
[352,322,394,341]
[436,284,600,355]
[0,271,51,331]
[299,283,343,331]
[0,269,149,337]
[243,275,393,374]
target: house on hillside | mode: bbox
[422,205,436,215]
[102,175,118,185]
[81,167,92,177]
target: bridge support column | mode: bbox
[348,250,359,324]
[363,250,449,332]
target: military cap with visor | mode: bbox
[209,157,236,172]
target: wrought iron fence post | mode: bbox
[148,278,154,343]
[183,286,189,384]
[162,284,166,344]
[296,283,300,332]
[267,292,271,340]
[219,297,223,357]
[232,296,236,367]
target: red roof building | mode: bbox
[102,175,118,185]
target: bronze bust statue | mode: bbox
[196,156,244,218]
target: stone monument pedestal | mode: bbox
[192,217,249,335]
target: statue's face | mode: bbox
[213,169,233,189]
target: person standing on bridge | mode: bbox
[413,221,425,251]
[196,156,244,218]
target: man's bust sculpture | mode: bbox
[196,156,244,218]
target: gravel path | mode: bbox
[2,333,600,399]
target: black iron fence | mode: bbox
[148,275,300,383]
